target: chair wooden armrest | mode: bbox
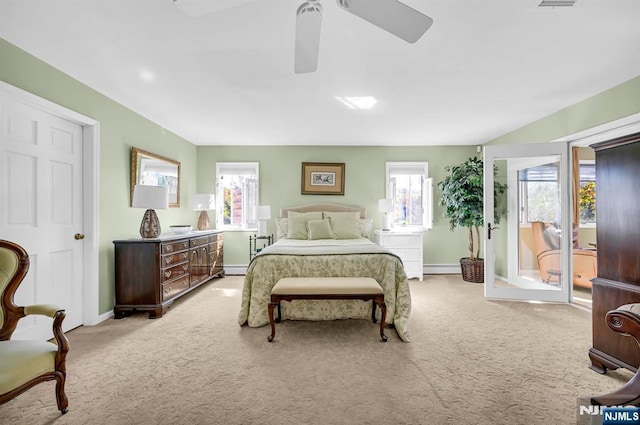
[25,306,69,368]
[592,306,640,406]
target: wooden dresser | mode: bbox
[113,230,224,318]
[589,132,640,374]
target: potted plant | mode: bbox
[437,156,507,283]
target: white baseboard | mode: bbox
[84,309,114,326]
[224,266,248,275]
[423,264,461,274]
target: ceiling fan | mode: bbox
[296,0,433,74]
[173,0,433,74]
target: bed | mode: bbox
[238,203,412,342]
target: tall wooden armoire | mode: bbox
[589,131,640,374]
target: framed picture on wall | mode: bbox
[301,162,345,195]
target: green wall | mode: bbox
[196,145,478,266]
[0,38,198,315]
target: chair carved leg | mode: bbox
[55,372,69,413]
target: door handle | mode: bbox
[74,233,85,240]
[487,224,499,240]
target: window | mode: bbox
[578,161,596,224]
[385,162,432,229]
[519,161,595,224]
[215,162,259,230]
[518,163,560,223]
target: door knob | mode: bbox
[74,233,85,240]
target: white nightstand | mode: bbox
[374,229,423,281]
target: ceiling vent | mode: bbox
[538,0,577,6]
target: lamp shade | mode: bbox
[192,193,215,211]
[257,205,272,220]
[378,198,393,213]
[132,185,169,210]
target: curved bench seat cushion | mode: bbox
[272,277,383,296]
[0,340,57,394]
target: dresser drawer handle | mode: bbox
[164,256,173,265]
[164,271,172,279]
[165,245,173,253]
[182,265,188,271]
[164,287,171,294]
[182,242,188,249]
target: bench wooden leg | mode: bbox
[371,300,377,323]
[377,297,388,342]
[267,301,278,342]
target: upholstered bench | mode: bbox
[267,277,387,342]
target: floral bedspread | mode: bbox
[238,238,412,342]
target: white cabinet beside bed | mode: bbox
[375,229,423,281]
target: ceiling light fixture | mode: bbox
[139,69,155,83]
[335,96,378,110]
[538,0,577,7]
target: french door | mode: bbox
[483,142,571,302]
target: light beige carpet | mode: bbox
[0,274,632,425]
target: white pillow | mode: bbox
[323,211,361,239]
[275,217,288,240]
[359,218,374,240]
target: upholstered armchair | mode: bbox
[531,221,597,289]
[0,240,69,414]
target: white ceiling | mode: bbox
[1,0,639,146]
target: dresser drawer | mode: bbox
[162,275,190,301]
[389,247,422,261]
[209,247,223,262]
[162,262,189,282]
[162,240,190,254]
[209,239,223,251]
[190,236,210,248]
[161,251,189,267]
[380,234,420,248]
[403,261,423,279]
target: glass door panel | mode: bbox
[484,142,570,302]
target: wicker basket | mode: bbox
[460,257,484,283]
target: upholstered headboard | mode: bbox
[280,203,367,219]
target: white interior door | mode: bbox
[484,142,571,302]
[0,95,84,340]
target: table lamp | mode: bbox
[378,198,394,231]
[257,205,272,237]
[132,185,169,238]
[192,193,216,230]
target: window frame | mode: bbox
[385,161,432,231]
[215,162,260,231]
[518,159,595,228]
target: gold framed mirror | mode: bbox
[130,147,180,208]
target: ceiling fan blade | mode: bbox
[336,0,433,43]
[295,1,323,74]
